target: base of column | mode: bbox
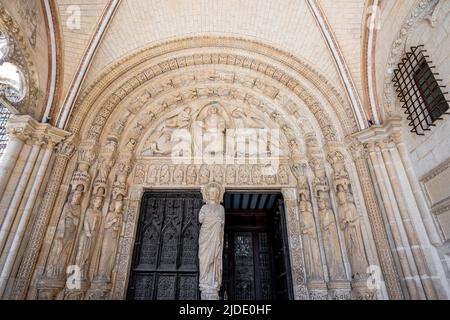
[351,279,377,300]
[86,280,112,300]
[308,280,328,300]
[328,281,352,300]
[36,277,65,300]
[200,285,220,300]
[63,279,90,300]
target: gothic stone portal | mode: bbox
[126,190,293,300]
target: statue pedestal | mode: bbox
[86,279,111,300]
[308,280,328,300]
[200,286,220,300]
[351,279,376,300]
[36,277,65,300]
[327,281,352,300]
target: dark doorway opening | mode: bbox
[220,192,294,300]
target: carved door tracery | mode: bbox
[127,191,203,300]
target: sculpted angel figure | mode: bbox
[198,182,225,300]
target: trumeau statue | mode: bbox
[46,189,82,278]
[198,182,225,300]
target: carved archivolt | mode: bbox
[67,37,357,137]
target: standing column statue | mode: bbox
[299,193,323,281]
[96,198,124,282]
[317,195,346,281]
[198,182,225,300]
[336,185,368,280]
[74,195,103,280]
[45,188,82,279]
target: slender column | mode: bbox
[0,116,40,199]
[8,138,73,300]
[0,135,25,198]
[0,145,54,297]
[367,143,421,299]
[281,188,309,300]
[379,141,437,299]
[0,145,41,256]
[392,132,440,245]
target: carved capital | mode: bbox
[5,115,71,148]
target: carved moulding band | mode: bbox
[68,37,358,139]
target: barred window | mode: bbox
[0,101,12,157]
[393,45,449,135]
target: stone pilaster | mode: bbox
[352,117,440,299]
[0,116,71,299]
[347,135,404,300]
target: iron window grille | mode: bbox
[0,101,12,158]
[393,45,449,135]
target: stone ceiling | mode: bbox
[1,0,422,126]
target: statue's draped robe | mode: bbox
[338,199,368,277]
[198,203,225,293]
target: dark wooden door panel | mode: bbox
[127,191,202,300]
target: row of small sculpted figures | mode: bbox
[133,163,291,185]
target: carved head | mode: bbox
[317,197,328,210]
[71,189,82,205]
[208,103,220,115]
[202,182,224,204]
[93,196,103,210]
